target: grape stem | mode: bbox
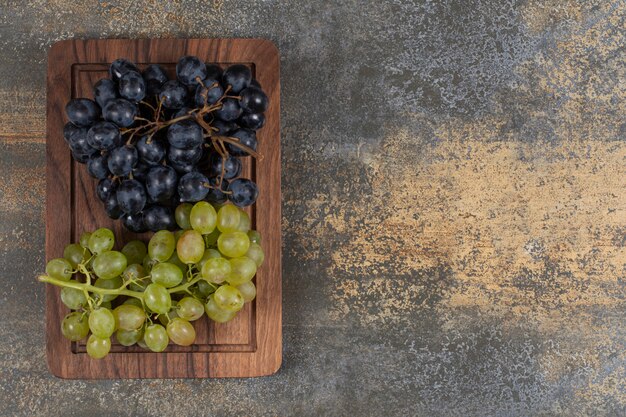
[37,275,144,299]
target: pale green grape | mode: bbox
[148,230,176,262]
[46,258,73,281]
[177,230,205,264]
[86,334,111,359]
[116,328,144,346]
[166,318,196,346]
[196,280,216,298]
[60,286,87,310]
[201,257,231,284]
[158,302,179,326]
[247,230,261,244]
[144,324,169,352]
[175,203,193,230]
[174,229,185,242]
[61,312,89,341]
[122,240,147,265]
[88,228,115,255]
[94,276,122,302]
[150,262,183,288]
[143,283,171,314]
[190,201,217,235]
[213,285,244,312]
[137,337,148,350]
[245,242,265,267]
[236,209,251,232]
[217,231,250,258]
[88,307,116,338]
[177,297,205,321]
[113,304,145,330]
[237,281,256,302]
[216,204,241,233]
[63,243,90,268]
[143,254,158,274]
[204,228,220,247]
[227,257,257,285]
[205,296,237,323]
[122,264,148,292]
[196,248,221,270]
[123,297,143,308]
[167,251,187,272]
[93,251,127,280]
[100,301,112,310]
[79,231,92,248]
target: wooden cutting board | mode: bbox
[45,38,281,378]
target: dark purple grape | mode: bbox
[215,98,242,121]
[109,59,139,82]
[87,154,110,179]
[93,79,118,108]
[136,135,166,165]
[119,71,146,102]
[239,87,268,113]
[145,165,178,202]
[205,64,223,81]
[222,64,251,93]
[167,120,203,149]
[71,150,96,164]
[68,128,95,155]
[103,99,137,128]
[176,56,207,86]
[108,145,138,176]
[211,120,238,135]
[142,64,168,84]
[65,98,100,127]
[239,112,265,130]
[227,129,257,156]
[87,121,122,151]
[63,123,85,144]
[158,80,188,109]
[97,178,116,202]
[168,145,203,165]
[122,212,147,233]
[195,82,223,107]
[170,161,197,174]
[227,178,259,207]
[205,177,229,204]
[104,192,123,219]
[143,205,176,231]
[208,153,241,180]
[116,179,147,214]
[132,161,150,183]
[178,172,209,202]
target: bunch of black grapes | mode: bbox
[63,56,268,232]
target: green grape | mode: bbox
[205,296,237,323]
[88,228,115,255]
[158,302,179,326]
[177,297,205,321]
[166,318,196,346]
[197,280,216,298]
[245,242,265,267]
[174,230,185,242]
[63,243,91,268]
[247,230,261,244]
[213,285,244,312]
[201,257,231,284]
[86,334,111,359]
[61,312,89,341]
[216,204,241,233]
[123,297,143,308]
[150,262,183,288]
[175,203,193,230]
[100,301,112,310]
[122,263,148,292]
[217,231,250,258]
[46,258,73,281]
[236,209,251,232]
[79,231,92,248]
[116,327,144,346]
[113,304,145,330]
[143,283,171,314]
[177,230,205,264]
[144,324,169,352]
[167,251,187,272]
[94,276,122,302]
[237,281,257,302]
[137,337,149,350]
[204,228,220,247]
[88,307,116,338]
[122,240,147,265]
[190,201,217,234]
[227,257,257,285]
[148,230,176,262]
[60,286,87,310]
[196,248,221,270]
[93,250,127,280]
[143,254,158,274]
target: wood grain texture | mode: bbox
[45,38,281,378]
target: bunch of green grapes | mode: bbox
[38,201,263,359]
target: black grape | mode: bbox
[104,192,123,219]
[143,64,168,84]
[194,81,223,106]
[65,99,100,127]
[167,120,203,149]
[168,145,203,165]
[122,212,147,233]
[145,165,178,202]
[136,135,166,165]
[143,205,176,231]
[103,99,137,127]
[87,121,122,151]
[108,145,138,176]
[116,179,147,214]
[87,154,110,179]
[176,56,207,86]
[132,161,150,183]
[208,153,241,180]
[119,71,146,102]
[222,64,251,93]
[178,172,209,202]
[227,178,259,207]
[239,112,265,130]
[211,120,238,135]
[159,80,188,109]
[205,177,229,204]
[93,79,118,108]
[110,58,139,82]
[96,178,116,202]
[215,98,242,121]
[205,64,223,81]
[239,87,268,113]
[227,128,257,156]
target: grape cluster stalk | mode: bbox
[39,201,263,359]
